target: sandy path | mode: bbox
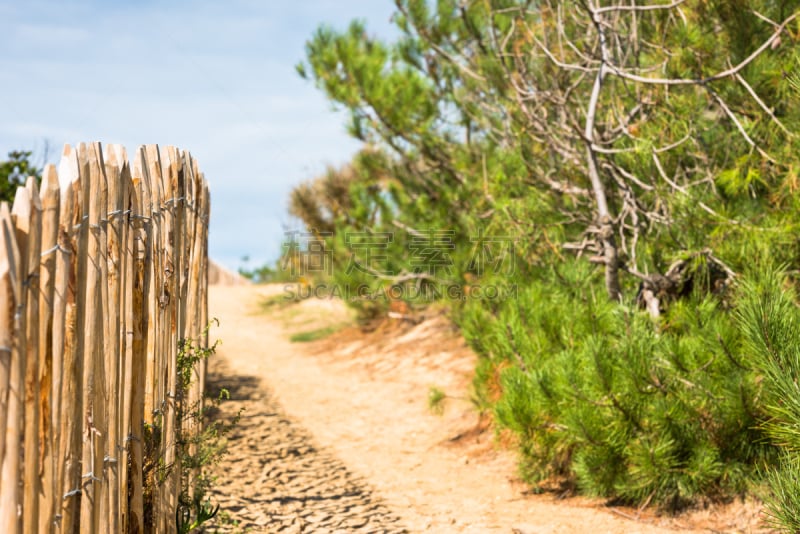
[204,356,406,533]
[204,285,699,533]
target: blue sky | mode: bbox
[0,0,397,270]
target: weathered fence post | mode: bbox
[129,146,152,534]
[79,143,108,533]
[38,167,60,534]
[103,144,124,534]
[14,180,42,534]
[51,173,73,531]
[0,201,22,534]
[118,147,135,534]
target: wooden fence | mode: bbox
[0,142,210,534]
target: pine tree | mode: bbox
[300,0,800,305]
[295,0,800,511]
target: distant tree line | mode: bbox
[0,150,41,202]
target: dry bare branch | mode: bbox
[733,71,794,138]
[594,0,687,15]
[707,88,775,162]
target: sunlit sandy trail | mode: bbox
[205,284,694,533]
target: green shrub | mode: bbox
[459,258,774,510]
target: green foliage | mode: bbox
[297,0,800,293]
[239,253,299,284]
[289,326,339,343]
[459,258,771,509]
[761,455,800,532]
[427,386,447,415]
[258,290,302,312]
[291,0,800,513]
[737,266,800,531]
[238,263,278,283]
[0,150,41,202]
[142,322,242,533]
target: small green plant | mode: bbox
[177,321,243,533]
[142,320,242,533]
[258,290,302,312]
[289,325,339,343]
[427,387,447,416]
[427,386,472,416]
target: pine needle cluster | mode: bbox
[737,266,800,531]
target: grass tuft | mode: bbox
[289,326,339,343]
[428,387,447,415]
